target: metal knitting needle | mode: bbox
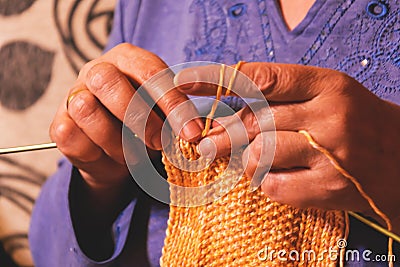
[0,142,57,155]
[1,143,400,244]
[0,89,86,155]
[348,211,400,243]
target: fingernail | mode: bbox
[181,120,202,141]
[161,129,172,148]
[194,117,204,130]
[174,69,198,89]
[249,175,265,192]
[150,132,163,150]
[198,138,216,159]
[68,93,85,113]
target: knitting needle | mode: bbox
[1,142,400,244]
[348,211,400,243]
[0,142,57,155]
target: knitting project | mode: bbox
[160,138,346,266]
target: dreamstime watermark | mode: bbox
[257,239,396,263]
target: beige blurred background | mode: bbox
[0,0,116,266]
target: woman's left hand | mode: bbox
[174,62,400,232]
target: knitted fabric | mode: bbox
[160,138,346,266]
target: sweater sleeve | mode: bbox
[29,158,136,267]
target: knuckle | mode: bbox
[261,174,282,200]
[113,42,135,53]
[258,133,274,156]
[78,59,99,80]
[244,134,274,177]
[112,43,163,78]
[124,109,148,130]
[252,64,279,95]
[162,92,184,113]
[68,92,99,125]
[253,101,274,123]
[106,43,137,62]
[50,121,74,151]
[49,117,103,164]
[325,70,353,92]
[87,62,122,93]
[141,65,165,82]
[242,107,259,138]
[250,138,263,161]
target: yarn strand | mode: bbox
[202,61,245,137]
[298,130,394,267]
[225,61,245,97]
[202,64,225,137]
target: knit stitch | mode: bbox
[161,138,346,266]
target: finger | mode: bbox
[197,105,263,158]
[198,101,309,157]
[82,44,203,142]
[269,101,310,130]
[67,89,126,164]
[65,91,151,180]
[197,111,249,158]
[260,168,370,211]
[82,63,165,149]
[174,62,340,102]
[50,98,132,183]
[50,96,103,162]
[243,131,320,185]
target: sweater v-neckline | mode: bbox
[269,0,328,41]
[263,0,347,64]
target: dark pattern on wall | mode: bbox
[0,157,46,267]
[0,157,46,212]
[0,42,54,111]
[54,0,114,73]
[0,1,116,266]
[0,0,36,16]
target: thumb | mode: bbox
[174,62,332,102]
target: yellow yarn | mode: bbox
[160,62,393,266]
[160,139,346,266]
[298,130,394,267]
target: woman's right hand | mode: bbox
[50,43,205,259]
[50,43,203,192]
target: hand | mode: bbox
[50,43,202,190]
[175,63,400,231]
[49,44,204,259]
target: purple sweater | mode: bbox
[30,0,400,266]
